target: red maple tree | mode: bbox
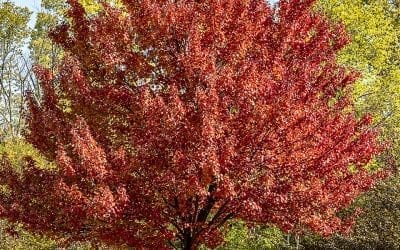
[0,0,385,248]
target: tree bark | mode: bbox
[182,231,193,250]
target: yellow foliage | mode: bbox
[0,139,55,172]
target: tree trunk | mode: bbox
[182,232,193,250]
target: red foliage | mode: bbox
[0,0,385,248]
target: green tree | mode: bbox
[0,1,35,139]
[217,222,286,250]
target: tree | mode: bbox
[0,0,384,248]
[0,1,36,139]
[29,6,63,74]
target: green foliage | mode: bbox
[296,175,400,250]
[0,1,33,138]
[30,11,62,69]
[216,222,285,250]
[317,0,396,72]
[0,139,55,172]
[0,1,31,43]
[0,220,97,250]
[29,0,65,70]
[0,221,57,250]
[78,0,124,15]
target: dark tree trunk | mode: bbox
[182,231,194,250]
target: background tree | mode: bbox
[216,222,286,250]
[29,2,63,74]
[0,1,36,139]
